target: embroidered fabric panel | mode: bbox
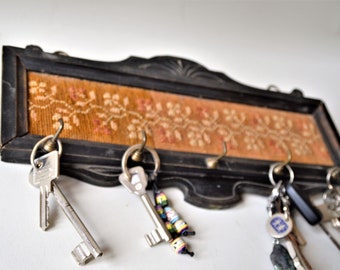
[28,72,333,166]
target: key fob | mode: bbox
[286,183,322,225]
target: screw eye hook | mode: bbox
[131,130,147,162]
[273,145,292,174]
[53,118,64,141]
[30,119,63,167]
[205,141,227,169]
[43,118,64,152]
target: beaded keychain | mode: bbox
[119,138,196,256]
[153,184,195,256]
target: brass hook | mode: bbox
[131,130,147,162]
[273,145,292,174]
[205,142,227,169]
[43,118,64,152]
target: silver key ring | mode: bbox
[268,162,294,186]
[121,144,160,180]
[326,167,340,190]
[30,135,63,168]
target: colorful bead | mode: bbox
[173,219,189,234]
[164,206,180,224]
[170,237,194,257]
[165,221,176,234]
[155,191,168,207]
[170,237,186,254]
[156,205,167,220]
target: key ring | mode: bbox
[326,167,340,190]
[268,162,294,186]
[30,135,63,168]
[121,143,160,180]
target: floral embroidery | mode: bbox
[27,72,332,165]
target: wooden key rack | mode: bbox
[1,45,340,208]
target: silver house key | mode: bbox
[29,136,61,230]
[317,167,340,228]
[29,119,103,265]
[119,144,173,246]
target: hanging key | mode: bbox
[29,137,61,230]
[52,180,103,264]
[267,168,313,270]
[269,162,322,225]
[317,167,340,228]
[119,143,173,246]
[29,120,103,265]
[267,182,295,270]
[119,166,173,246]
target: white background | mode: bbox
[1,1,339,269]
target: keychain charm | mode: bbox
[154,187,195,256]
[267,212,293,239]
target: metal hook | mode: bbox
[273,145,292,174]
[43,118,64,152]
[267,84,281,92]
[131,130,147,162]
[205,142,227,169]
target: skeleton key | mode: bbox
[119,166,173,246]
[52,180,103,265]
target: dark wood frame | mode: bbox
[2,45,340,209]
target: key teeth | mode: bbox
[72,242,95,265]
[145,230,163,247]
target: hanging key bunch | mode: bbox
[154,187,195,256]
[267,162,314,270]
